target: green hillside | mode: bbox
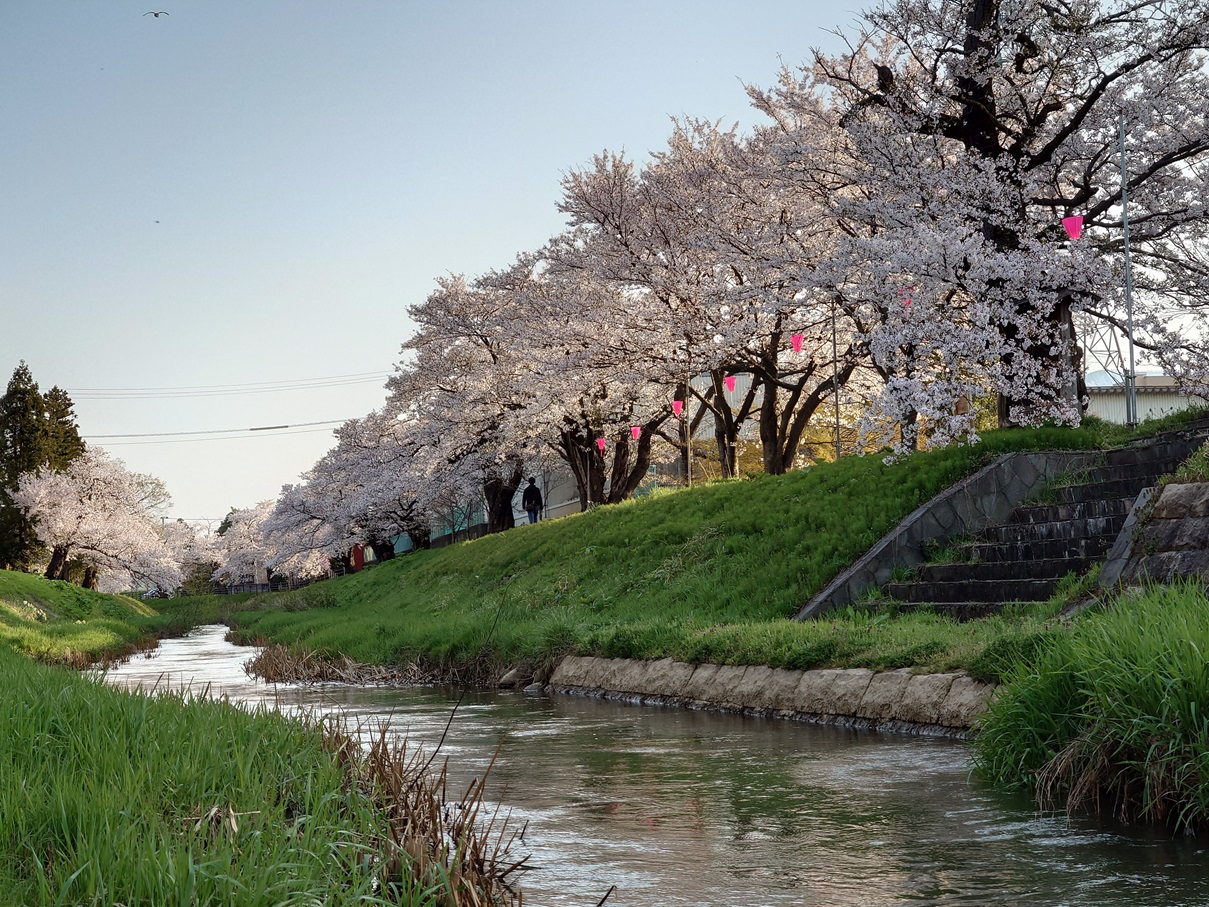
[221,423,1121,681]
[0,570,163,665]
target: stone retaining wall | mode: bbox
[1117,481,1209,584]
[550,655,996,737]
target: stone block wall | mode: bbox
[1120,482,1209,583]
[549,655,996,736]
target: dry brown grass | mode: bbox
[325,720,529,906]
[245,643,433,685]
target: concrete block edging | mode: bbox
[549,655,995,737]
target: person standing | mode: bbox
[521,477,543,524]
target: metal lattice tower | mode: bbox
[1075,311,1128,384]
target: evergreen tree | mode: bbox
[0,362,85,570]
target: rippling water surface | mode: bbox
[103,626,1209,907]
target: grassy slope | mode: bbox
[223,425,1114,679]
[0,570,164,664]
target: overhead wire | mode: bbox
[94,427,343,446]
[85,419,346,439]
[66,372,390,400]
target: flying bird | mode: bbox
[144,10,169,16]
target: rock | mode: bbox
[855,668,913,720]
[498,668,523,688]
[896,673,958,725]
[793,669,839,714]
[682,663,721,703]
[550,655,595,688]
[828,669,875,715]
[711,665,751,709]
[1151,482,1209,520]
[522,682,544,694]
[937,675,995,727]
[641,658,696,698]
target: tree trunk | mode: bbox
[81,565,99,590]
[605,429,656,503]
[483,462,523,533]
[44,544,69,581]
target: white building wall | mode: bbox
[1086,387,1206,424]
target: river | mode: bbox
[103,626,1209,907]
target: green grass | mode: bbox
[973,580,1209,831]
[1165,439,1209,485]
[0,571,165,665]
[220,424,1112,679]
[0,643,444,905]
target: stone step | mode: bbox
[964,534,1118,563]
[1105,435,1208,467]
[1007,498,1130,525]
[1079,460,1185,485]
[884,577,1060,604]
[1051,477,1153,504]
[917,557,1094,583]
[896,601,1010,621]
[979,514,1127,545]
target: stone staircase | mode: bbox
[881,429,1209,619]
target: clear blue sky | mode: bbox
[0,1,855,522]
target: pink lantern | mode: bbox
[672,400,684,417]
[596,437,607,453]
[630,425,641,440]
[725,375,736,393]
[1062,215,1083,241]
[791,333,804,353]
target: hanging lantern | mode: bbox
[791,333,804,353]
[1062,215,1083,241]
[631,425,641,440]
[596,437,607,453]
[672,400,684,417]
[724,375,736,393]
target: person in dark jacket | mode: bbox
[521,477,543,523]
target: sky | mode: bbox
[0,0,858,524]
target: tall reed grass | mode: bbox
[974,581,1209,830]
[0,645,523,905]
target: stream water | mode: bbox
[103,626,1209,907]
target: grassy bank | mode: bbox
[974,581,1209,831]
[220,424,1120,682]
[0,570,172,666]
[0,640,522,905]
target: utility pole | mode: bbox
[1119,113,1138,427]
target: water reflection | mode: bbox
[103,627,1209,907]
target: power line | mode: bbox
[66,372,390,400]
[95,426,342,446]
[84,419,346,439]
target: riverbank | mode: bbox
[550,655,995,736]
[975,580,1209,832]
[0,569,186,667]
[211,424,1127,681]
[0,578,523,906]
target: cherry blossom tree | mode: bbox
[212,501,276,587]
[13,447,180,592]
[756,0,1209,441]
[552,120,868,475]
[387,275,535,532]
[264,409,429,569]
